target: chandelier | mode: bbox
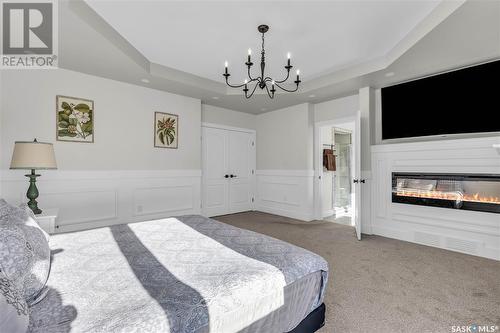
[223,25,301,99]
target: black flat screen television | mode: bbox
[381,60,500,140]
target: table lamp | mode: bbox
[10,139,57,214]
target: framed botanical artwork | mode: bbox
[154,112,178,149]
[56,95,94,143]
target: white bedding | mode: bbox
[238,271,324,333]
[29,215,328,332]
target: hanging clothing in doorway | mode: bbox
[323,149,336,171]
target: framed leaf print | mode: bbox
[154,112,178,149]
[56,95,94,143]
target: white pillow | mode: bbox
[0,269,29,333]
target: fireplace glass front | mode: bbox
[392,173,500,213]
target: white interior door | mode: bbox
[353,111,362,240]
[202,126,255,217]
[202,127,229,217]
[228,130,254,213]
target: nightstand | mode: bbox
[35,208,59,234]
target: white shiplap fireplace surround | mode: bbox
[371,136,500,260]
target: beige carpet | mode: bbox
[215,211,500,333]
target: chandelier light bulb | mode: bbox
[225,61,228,68]
[296,69,300,75]
[248,48,252,55]
[287,52,291,59]
[244,79,248,84]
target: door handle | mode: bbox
[360,179,366,183]
[224,174,229,178]
[353,179,359,183]
[230,174,237,178]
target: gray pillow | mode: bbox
[0,199,51,306]
[0,199,23,221]
[20,203,49,242]
[0,269,29,333]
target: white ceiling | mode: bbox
[58,1,499,114]
[85,0,440,82]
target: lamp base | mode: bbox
[25,169,42,215]
[29,205,42,215]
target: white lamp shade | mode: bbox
[10,141,57,170]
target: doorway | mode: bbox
[201,124,256,217]
[322,125,354,225]
[314,114,362,240]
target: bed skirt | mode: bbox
[286,303,326,333]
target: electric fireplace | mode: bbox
[392,173,500,213]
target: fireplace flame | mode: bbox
[395,189,500,204]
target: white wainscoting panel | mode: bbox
[255,170,315,221]
[1,170,201,233]
[371,136,500,260]
[361,170,372,234]
[44,189,118,227]
[134,185,195,217]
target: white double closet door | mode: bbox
[202,125,255,217]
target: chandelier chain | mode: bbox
[261,32,265,54]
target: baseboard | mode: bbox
[256,206,315,222]
[322,209,334,218]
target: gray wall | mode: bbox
[314,94,359,122]
[201,104,256,130]
[256,103,313,170]
[359,87,374,171]
[1,69,201,170]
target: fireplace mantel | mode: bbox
[371,136,500,260]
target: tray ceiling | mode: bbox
[85,1,440,82]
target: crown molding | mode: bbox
[149,62,226,94]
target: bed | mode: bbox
[28,215,328,333]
